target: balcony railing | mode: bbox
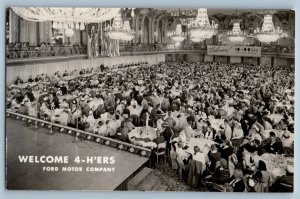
[6,45,87,59]
[6,43,294,60]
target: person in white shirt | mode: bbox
[193,146,208,173]
[176,142,190,169]
[231,120,244,147]
[195,118,206,137]
[184,123,195,141]
[224,119,232,140]
[97,121,108,136]
[248,124,263,143]
[262,116,273,130]
[116,101,126,114]
[107,119,118,137]
[83,110,96,133]
[281,130,294,155]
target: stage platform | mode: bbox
[6,119,149,190]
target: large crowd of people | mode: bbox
[6,61,294,192]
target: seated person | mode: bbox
[262,115,273,130]
[251,171,268,192]
[242,147,256,174]
[248,124,262,143]
[176,141,191,168]
[206,159,231,185]
[225,168,246,192]
[231,120,244,147]
[256,160,271,189]
[220,140,234,161]
[153,131,166,153]
[281,130,294,155]
[193,146,208,173]
[28,75,34,83]
[263,131,283,154]
[97,121,108,136]
[208,144,221,173]
[244,139,264,155]
[183,118,196,141]
[18,100,29,115]
[14,76,23,85]
[271,165,294,192]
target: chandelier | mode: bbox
[227,21,247,42]
[11,7,120,37]
[121,20,135,41]
[53,21,85,31]
[52,21,83,37]
[65,28,75,37]
[189,8,218,39]
[104,11,135,41]
[254,14,284,43]
[170,24,186,42]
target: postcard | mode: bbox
[5,7,295,192]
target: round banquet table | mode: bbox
[256,153,293,178]
[128,126,158,149]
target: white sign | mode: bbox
[207,45,261,57]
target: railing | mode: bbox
[119,43,170,53]
[6,110,152,157]
[6,43,294,60]
[261,46,294,53]
[6,45,87,59]
[120,43,294,53]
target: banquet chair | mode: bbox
[154,142,167,166]
[165,135,174,158]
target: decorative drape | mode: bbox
[87,23,99,59]
[101,34,120,57]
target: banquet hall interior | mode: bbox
[5,8,295,192]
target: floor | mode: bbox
[6,118,148,190]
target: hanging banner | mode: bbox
[87,23,99,59]
[207,45,261,57]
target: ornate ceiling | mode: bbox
[129,8,294,31]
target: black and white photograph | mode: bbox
[5,7,295,192]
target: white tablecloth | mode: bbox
[128,126,158,149]
[184,138,216,155]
